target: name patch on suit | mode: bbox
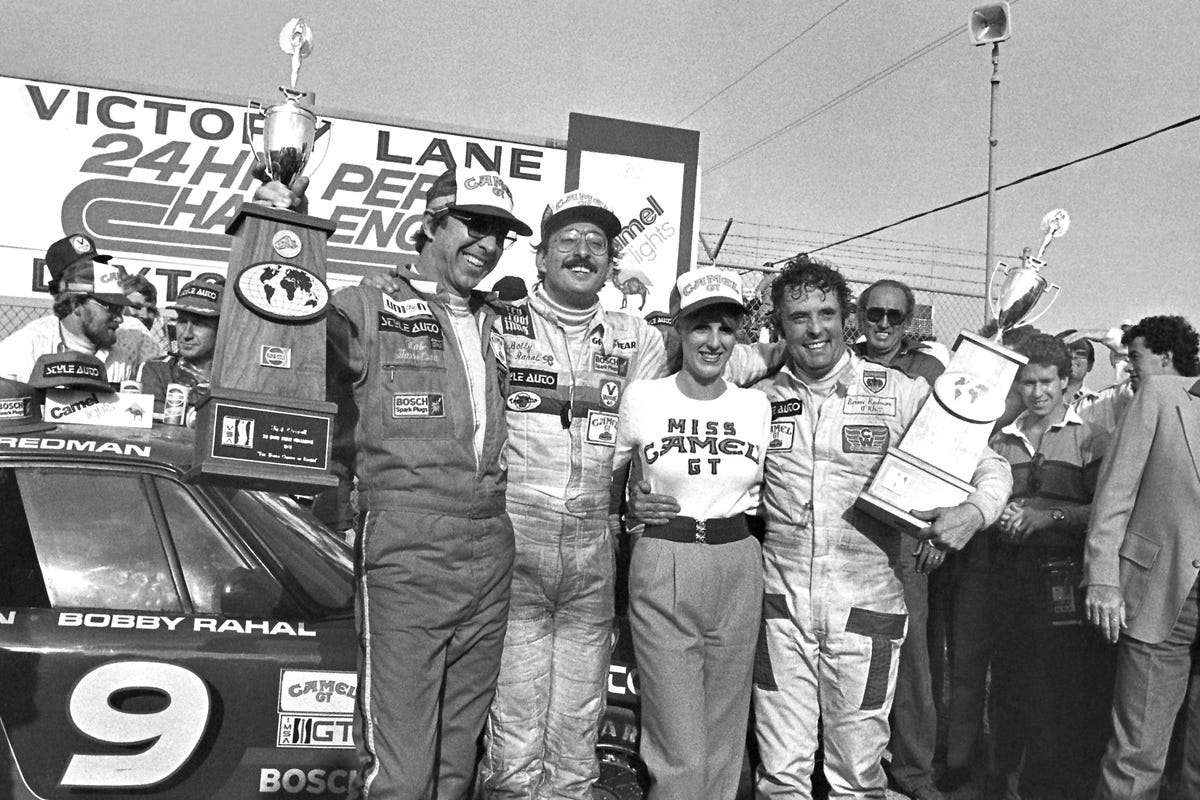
[392,393,445,418]
[771,398,803,419]
[768,421,795,451]
[842,425,889,454]
[842,395,897,417]
[508,367,557,390]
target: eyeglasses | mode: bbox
[87,296,125,316]
[552,229,609,256]
[443,210,518,250]
[865,307,906,326]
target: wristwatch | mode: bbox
[1049,507,1066,523]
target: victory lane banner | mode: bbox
[0,75,566,306]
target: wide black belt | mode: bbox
[643,514,751,545]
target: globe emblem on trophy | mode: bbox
[234,262,330,323]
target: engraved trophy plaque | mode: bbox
[188,18,337,493]
[857,210,1069,532]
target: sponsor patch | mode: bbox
[768,420,795,452]
[506,391,542,412]
[862,370,888,394]
[279,670,357,715]
[585,409,618,446]
[489,331,507,367]
[592,353,629,377]
[501,305,534,338]
[382,295,433,319]
[271,229,303,259]
[508,367,557,390]
[770,398,803,419]
[611,338,638,352]
[842,425,890,454]
[378,312,444,344]
[278,715,354,749]
[599,380,621,409]
[843,395,897,417]
[0,397,30,419]
[392,393,445,418]
[260,345,292,369]
[382,342,443,367]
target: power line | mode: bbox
[794,110,1200,261]
[673,0,854,126]
[707,24,962,173]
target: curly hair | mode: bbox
[119,273,157,304]
[1017,333,1071,379]
[1123,315,1200,377]
[770,254,853,322]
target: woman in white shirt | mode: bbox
[614,267,771,800]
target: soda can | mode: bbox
[119,380,142,393]
[163,383,188,425]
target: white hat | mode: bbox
[671,267,745,318]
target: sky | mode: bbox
[3,0,1197,383]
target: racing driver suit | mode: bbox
[752,352,1011,799]
[325,270,513,800]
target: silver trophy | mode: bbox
[249,19,317,186]
[986,209,1067,338]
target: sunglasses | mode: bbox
[552,229,609,256]
[443,210,518,250]
[87,296,125,316]
[865,307,906,326]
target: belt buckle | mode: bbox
[694,519,707,544]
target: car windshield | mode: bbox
[220,489,354,617]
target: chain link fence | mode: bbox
[696,217,989,347]
[0,297,51,340]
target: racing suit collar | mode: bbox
[396,265,501,315]
[781,349,853,393]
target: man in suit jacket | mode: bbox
[1084,314,1200,800]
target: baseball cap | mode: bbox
[540,191,622,240]
[0,378,55,434]
[644,311,673,328]
[28,352,113,393]
[425,168,533,237]
[62,262,131,306]
[492,275,528,302]
[44,233,112,286]
[171,278,223,317]
[670,267,745,318]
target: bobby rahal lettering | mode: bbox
[508,367,557,390]
[770,398,803,419]
[643,418,761,467]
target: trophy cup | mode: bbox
[857,210,1069,532]
[187,18,338,493]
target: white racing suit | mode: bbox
[752,353,1010,799]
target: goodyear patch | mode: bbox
[843,395,897,417]
[611,338,638,352]
[593,353,629,377]
[585,409,618,446]
[392,394,445,418]
[383,296,433,319]
[508,367,557,390]
[599,380,621,409]
[501,305,534,339]
[768,421,795,451]
[842,425,889,454]
[770,398,803,419]
[862,370,888,394]
[507,391,542,412]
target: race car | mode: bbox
[0,423,358,799]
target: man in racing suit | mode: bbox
[751,257,1011,799]
[259,166,533,800]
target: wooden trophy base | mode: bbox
[857,329,1026,534]
[186,387,337,494]
[857,447,977,533]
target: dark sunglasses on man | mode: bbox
[865,307,906,326]
[441,210,518,250]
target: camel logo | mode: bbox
[862,370,888,394]
[768,421,795,452]
[506,391,542,412]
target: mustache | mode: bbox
[563,255,597,270]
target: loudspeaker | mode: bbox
[968,3,1011,46]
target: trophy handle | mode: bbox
[306,119,333,179]
[1018,283,1061,328]
[986,261,1010,324]
[245,101,270,175]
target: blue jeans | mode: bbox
[482,498,614,800]
[1096,576,1200,800]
